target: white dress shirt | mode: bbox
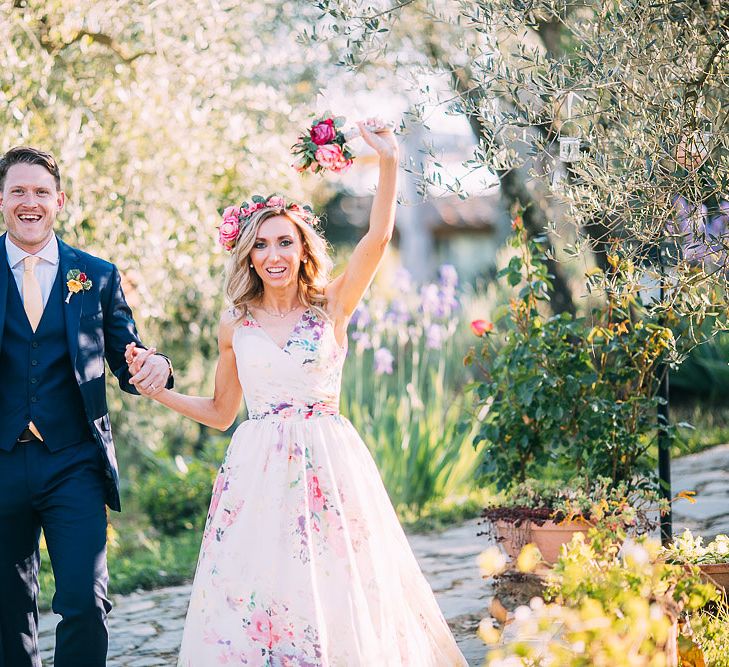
[5,234,60,308]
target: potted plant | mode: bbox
[662,529,729,593]
[482,476,663,564]
[469,219,675,562]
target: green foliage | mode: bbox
[690,603,729,667]
[485,528,719,665]
[137,459,217,536]
[673,332,729,402]
[308,0,729,337]
[469,224,674,492]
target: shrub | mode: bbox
[137,458,217,536]
[468,221,674,492]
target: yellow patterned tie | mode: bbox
[23,255,44,441]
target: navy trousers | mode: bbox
[0,441,110,667]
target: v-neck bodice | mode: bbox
[232,308,346,420]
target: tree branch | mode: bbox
[42,29,155,64]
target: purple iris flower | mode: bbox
[374,347,394,375]
[439,264,459,288]
[425,324,444,350]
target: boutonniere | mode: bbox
[65,269,92,304]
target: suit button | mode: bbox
[32,342,39,348]
[31,360,38,366]
[31,396,37,403]
[31,378,37,384]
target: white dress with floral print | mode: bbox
[177,309,467,666]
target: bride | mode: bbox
[126,122,466,666]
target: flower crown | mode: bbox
[218,194,316,251]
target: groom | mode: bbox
[0,146,173,667]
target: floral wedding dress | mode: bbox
[177,308,467,666]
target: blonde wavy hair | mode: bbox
[226,206,333,323]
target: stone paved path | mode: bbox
[671,443,729,539]
[38,520,493,666]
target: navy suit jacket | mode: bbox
[0,233,172,511]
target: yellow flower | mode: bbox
[477,618,502,645]
[67,279,83,293]
[517,543,542,573]
[478,546,508,578]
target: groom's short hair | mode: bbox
[0,146,61,190]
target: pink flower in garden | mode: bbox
[314,144,351,172]
[374,347,394,375]
[308,475,326,513]
[248,609,280,648]
[309,118,336,145]
[218,206,241,249]
[470,319,494,337]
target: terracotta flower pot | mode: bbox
[530,520,591,565]
[698,562,729,593]
[493,519,532,561]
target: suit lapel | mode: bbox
[58,237,84,374]
[0,234,7,351]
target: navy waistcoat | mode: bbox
[0,262,92,451]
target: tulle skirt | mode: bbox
[177,414,466,666]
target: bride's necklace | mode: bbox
[255,302,302,319]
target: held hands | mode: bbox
[357,119,398,163]
[124,343,170,397]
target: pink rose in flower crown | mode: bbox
[218,206,241,249]
[266,196,286,208]
[309,118,336,145]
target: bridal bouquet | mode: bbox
[291,114,390,174]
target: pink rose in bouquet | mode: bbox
[309,118,336,145]
[218,206,241,249]
[292,155,308,172]
[314,144,352,173]
[293,113,391,175]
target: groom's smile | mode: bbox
[0,163,65,254]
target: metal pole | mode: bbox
[658,364,672,544]
[657,262,672,545]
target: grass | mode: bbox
[672,402,729,457]
[38,513,202,612]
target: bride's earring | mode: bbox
[302,258,308,264]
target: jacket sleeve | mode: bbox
[102,265,174,395]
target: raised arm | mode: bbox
[326,123,399,322]
[126,311,242,431]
